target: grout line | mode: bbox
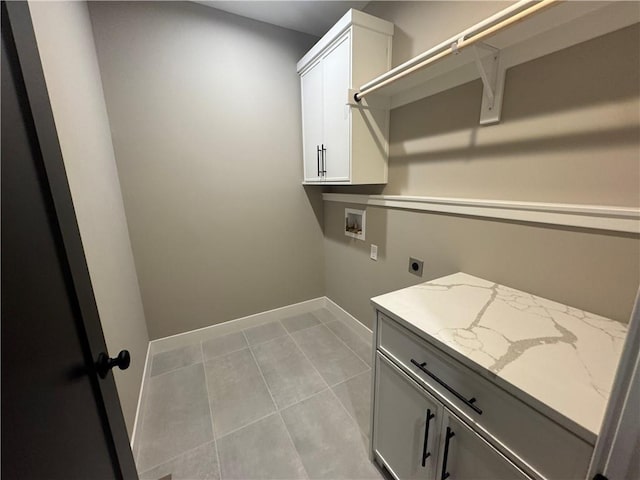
[215,410,279,441]
[243,330,278,412]
[147,357,204,381]
[291,323,371,435]
[202,344,249,364]
[329,367,372,389]
[276,386,330,412]
[212,385,331,442]
[221,327,311,478]
[328,384,367,439]
[244,333,288,349]
[271,319,323,480]
[149,297,326,353]
[137,309,373,477]
[138,438,216,475]
[285,324,331,390]
[200,341,222,480]
[286,322,370,439]
[281,315,326,335]
[278,410,311,480]
[324,320,372,369]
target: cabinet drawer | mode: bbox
[377,312,593,480]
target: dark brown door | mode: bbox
[1,2,137,479]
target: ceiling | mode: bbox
[196,1,370,37]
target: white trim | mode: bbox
[323,193,640,234]
[148,297,326,355]
[357,1,640,114]
[132,296,370,452]
[130,340,151,451]
[297,9,393,73]
[588,288,640,479]
[324,297,372,341]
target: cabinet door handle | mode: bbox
[321,144,326,174]
[410,359,482,415]
[317,145,321,176]
[421,408,435,467]
[441,427,455,480]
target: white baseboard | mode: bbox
[132,295,371,451]
[324,297,373,340]
[149,297,326,355]
[130,340,151,453]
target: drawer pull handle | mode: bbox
[441,426,455,480]
[410,359,483,415]
[421,408,435,467]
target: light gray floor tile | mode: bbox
[243,321,287,346]
[139,441,219,480]
[311,308,337,324]
[280,312,321,334]
[217,414,307,480]
[150,343,202,377]
[326,320,373,367]
[332,370,372,437]
[202,332,247,361]
[137,363,213,472]
[292,325,368,386]
[251,335,326,409]
[204,349,275,438]
[281,390,381,479]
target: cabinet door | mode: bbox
[300,59,323,182]
[321,33,351,182]
[373,353,442,480]
[436,413,530,480]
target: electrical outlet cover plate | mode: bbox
[408,257,424,277]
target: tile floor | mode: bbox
[134,308,384,480]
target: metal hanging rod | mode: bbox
[354,0,558,103]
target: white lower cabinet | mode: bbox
[374,354,442,480]
[374,353,529,480]
[437,413,529,480]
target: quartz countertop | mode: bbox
[371,272,627,442]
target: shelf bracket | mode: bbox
[472,43,505,125]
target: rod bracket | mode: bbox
[450,38,462,55]
[472,43,505,125]
[347,89,389,110]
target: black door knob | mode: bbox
[96,350,130,378]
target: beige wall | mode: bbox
[366,1,513,68]
[88,2,324,339]
[382,24,640,205]
[29,0,150,437]
[325,202,639,329]
[325,2,640,328]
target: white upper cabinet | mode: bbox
[297,10,393,185]
[301,59,323,182]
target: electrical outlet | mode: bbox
[370,244,378,261]
[408,257,424,276]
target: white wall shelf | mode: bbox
[351,0,640,125]
[323,193,640,234]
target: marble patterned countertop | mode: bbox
[371,272,628,441]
